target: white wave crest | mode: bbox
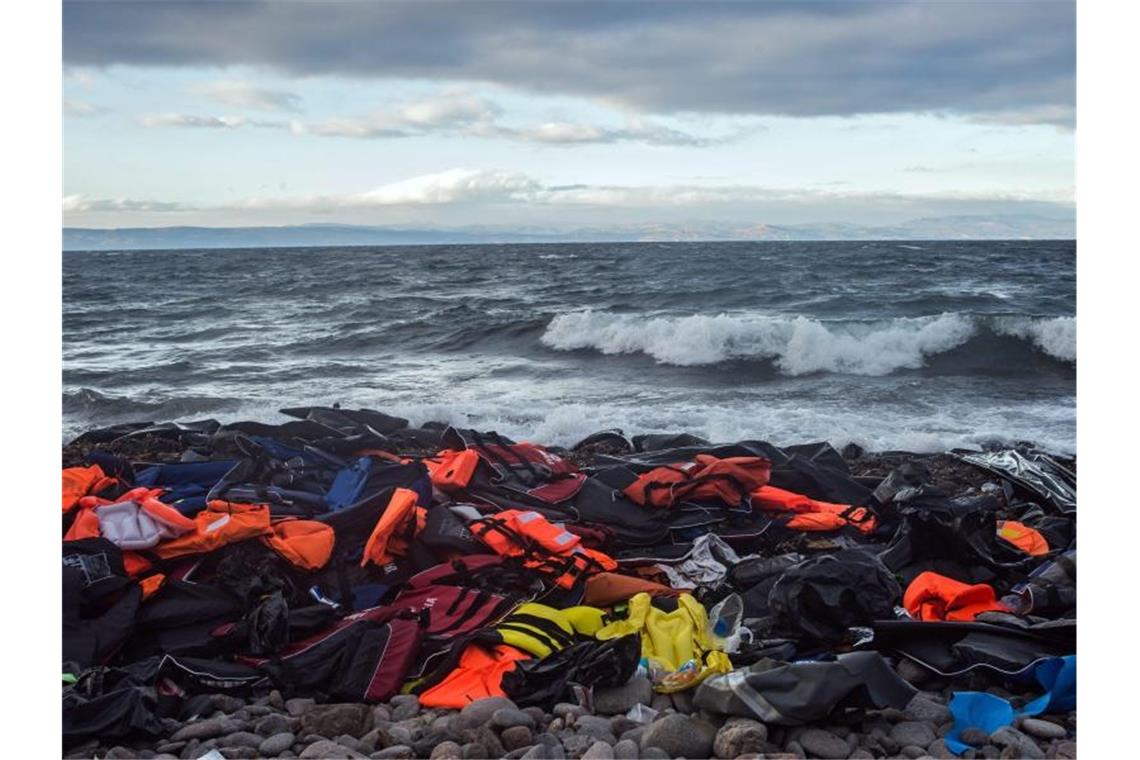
[993,316,1076,362]
[540,310,978,376]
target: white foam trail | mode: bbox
[993,316,1076,362]
[541,310,978,375]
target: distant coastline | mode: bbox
[62,217,1076,251]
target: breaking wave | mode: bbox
[541,311,1075,375]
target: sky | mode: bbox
[62,0,1075,233]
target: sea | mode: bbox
[62,240,1076,454]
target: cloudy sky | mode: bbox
[62,1,1075,232]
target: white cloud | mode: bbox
[193,80,302,112]
[293,92,501,138]
[64,100,107,118]
[63,194,183,213]
[357,169,539,205]
[138,113,286,129]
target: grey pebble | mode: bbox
[892,721,937,749]
[797,728,848,758]
[258,732,296,756]
[613,739,639,760]
[1020,718,1066,740]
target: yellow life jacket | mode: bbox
[596,592,732,692]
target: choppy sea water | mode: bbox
[63,240,1076,453]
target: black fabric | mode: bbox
[879,504,1034,587]
[501,634,642,708]
[869,619,1076,676]
[418,506,486,559]
[693,651,917,725]
[63,539,141,670]
[768,550,901,646]
[119,580,244,661]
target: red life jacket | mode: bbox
[752,485,878,534]
[903,571,1009,621]
[469,509,617,589]
[624,455,772,509]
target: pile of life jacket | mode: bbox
[60,412,1077,749]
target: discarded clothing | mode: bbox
[904,572,1009,622]
[693,651,917,725]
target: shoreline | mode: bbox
[62,413,1076,760]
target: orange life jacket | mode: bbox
[63,487,196,545]
[264,519,337,570]
[62,464,119,514]
[903,571,1009,622]
[624,455,772,509]
[469,509,617,589]
[151,501,272,559]
[417,643,532,709]
[361,488,424,567]
[424,449,481,491]
[751,485,878,534]
[997,520,1049,556]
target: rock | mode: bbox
[360,727,394,753]
[609,717,641,737]
[900,747,926,759]
[906,696,952,725]
[960,728,990,747]
[649,695,673,713]
[171,719,226,743]
[576,715,616,743]
[456,697,519,731]
[336,735,368,754]
[268,690,285,710]
[785,741,807,760]
[104,748,136,759]
[593,677,654,716]
[618,727,645,745]
[612,739,639,760]
[670,691,695,715]
[979,746,1001,760]
[581,742,615,760]
[372,746,415,760]
[390,696,421,722]
[640,749,669,760]
[989,727,1045,759]
[797,728,849,758]
[850,751,874,760]
[494,708,538,731]
[891,721,936,749]
[388,726,414,746]
[286,699,317,718]
[372,706,392,725]
[299,740,364,759]
[1020,719,1066,741]
[212,694,246,714]
[178,738,200,759]
[255,713,294,737]
[258,732,296,755]
[477,725,507,757]
[1046,740,1077,759]
[523,733,567,760]
[301,704,374,740]
[220,732,263,749]
[460,742,487,759]
[928,738,956,759]
[154,742,187,754]
[429,741,463,760]
[554,704,589,722]
[503,726,536,752]
[563,734,598,759]
[218,748,258,759]
[639,714,715,759]
[246,705,274,718]
[714,717,768,759]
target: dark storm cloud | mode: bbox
[63,1,1074,124]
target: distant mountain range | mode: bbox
[63,215,1074,250]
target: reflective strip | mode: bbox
[516,512,541,524]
